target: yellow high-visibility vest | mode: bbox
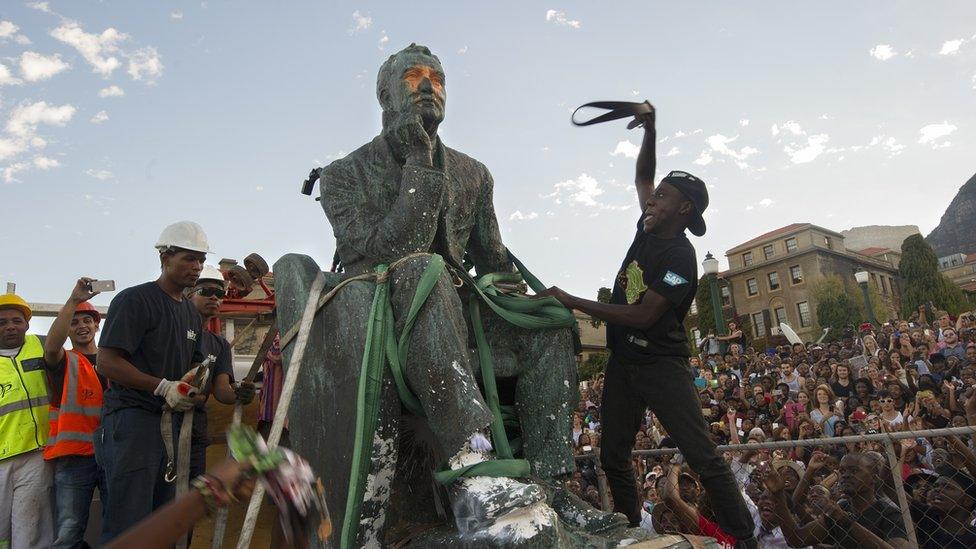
[0,334,50,460]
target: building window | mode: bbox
[790,265,804,284]
[785,237,798,253]
[768,271,781,291]
[824,237,832,249]
[752,312,767,337]
[797,301,811,327]
[774,307,787,327]
[691,328,701,343]
[742,252,753,267]
[763,244,775,260]
[720,285,732,306]
[747,278,759,296]
[690,299,698,315]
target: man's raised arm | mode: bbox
[634,105,656,210]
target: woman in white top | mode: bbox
[861,334,881,358]
[809,384,839,436]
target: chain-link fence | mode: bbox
[573,425,976,548]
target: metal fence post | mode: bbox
[594,456,611,512]
[881,438,919,549]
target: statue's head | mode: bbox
[377,43,446,129]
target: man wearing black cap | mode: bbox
[541,106,757,547]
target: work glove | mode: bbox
[233,381,256,405]
[155,379,198,412]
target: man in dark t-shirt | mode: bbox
[179,266,255,481]
[540,105,757,547]
[94,221,210,543]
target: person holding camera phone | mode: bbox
[42,278,112,548]
[539,104,757,548]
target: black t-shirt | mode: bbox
[45,352,105,408]
[826,497,907,548]
[922,523,976,548]
[99,281,204,415]
[179,330,234,443]
[607,218,697,362]
[831,379,853,398]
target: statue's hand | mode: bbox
[390,113,433,166]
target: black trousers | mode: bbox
[600,354,755,540]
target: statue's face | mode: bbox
[387,59,446,125]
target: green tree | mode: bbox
[590,287,613,328]
[693,275,716,333]
[898,234,969,316]
[578,351,608,381]
[811,274,863,333]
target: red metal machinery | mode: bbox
[205,253,275,335]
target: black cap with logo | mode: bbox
[660,170,709,237]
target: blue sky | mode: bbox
[2,1,975,332]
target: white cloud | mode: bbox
[917,122,957,146]
[665,146,680,157]
[972,73,976,89]
[739,119,749,126]
[50,22,127,77]
[771,120,804,137]
[19,51,70,82]
[745,205,754,211]
[170,10,184,21]
[545,9,581,28]
[610,140,639,159]
[758,198,774,207]
[0,138,27,160]
[6,101,76,137]
[869,44,896,61]
[939,39,964,55]
[0,63,22,86]
[98,85,124,98]
[27,2,52,13]
[349,11,372,34]
[0,20,19,38]
[2,162,29,183]
[883,137,905,155]
[85,168,113,180]
[90,110,109,124]
[378,32,389,50]
[544,173,628,210]
[704,134,759,164]
[693,150,713,166]
[783,134,829,164]
[509,210,539,221]
[457,46,468,55]
[32,155,58,169]
[255,185,264,192]
[126,47,163,82]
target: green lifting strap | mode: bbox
[340,251,579,549]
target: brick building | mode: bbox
[720,223,902,343]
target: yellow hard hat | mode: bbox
[0,293,31,321]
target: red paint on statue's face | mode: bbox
[399,64,446,122]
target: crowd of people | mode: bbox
[571,311,976,547]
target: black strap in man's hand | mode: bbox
[571,101,653,129]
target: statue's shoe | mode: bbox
[450,475,547,536]
[549,483,629,536]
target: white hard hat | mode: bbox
[196,265,226,287]
[155,221,211,253]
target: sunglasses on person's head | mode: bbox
[195,287,226,299]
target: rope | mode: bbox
[236,273,327,549]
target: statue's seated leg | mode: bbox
[387,256,546,532]
[478,313,578,479]
[478,313,630,536]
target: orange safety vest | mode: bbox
[44,350,102,460]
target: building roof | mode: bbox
[967,253,976,264]
[855,247,895,257]
[727,223,809,254]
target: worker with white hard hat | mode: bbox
[94,221,212,543]
[179,266,255,488]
